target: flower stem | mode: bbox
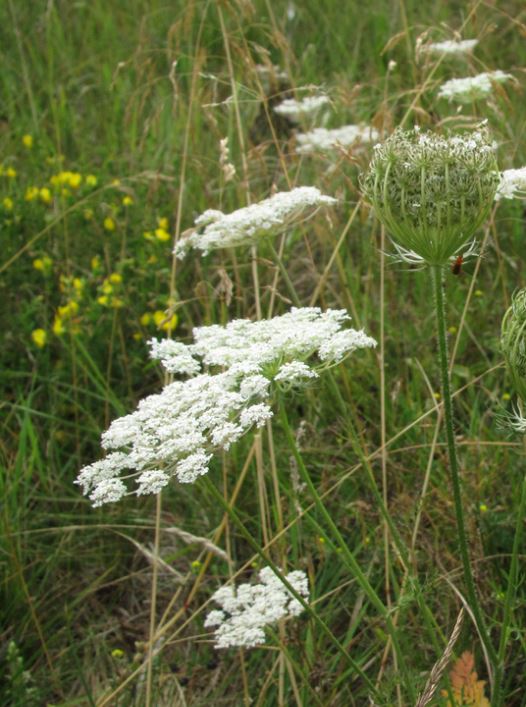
[431,265,497,672]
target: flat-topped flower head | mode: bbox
[501,289,526,404]
[76,308,376,506]
[422,39,478,57]
[204,567,309,649]
[361,127,499,265]
[296,125,380,155]
[438,71,513,104]
[175,187,336,258]
[495,168,526,201]
[273,94,330,123]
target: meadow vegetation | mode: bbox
[1,0,526,704]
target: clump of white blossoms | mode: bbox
[204,567,309,649]
[174,187,336,258]
[437,70,513,103]
[422,38,478,57]
[295,125,380,155]
[361,126,499,265]
[76,308,376,506]
[495,168,526,201]
[273,94,330,123]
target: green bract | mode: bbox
[501,289,526,403]
[361,127,500,265]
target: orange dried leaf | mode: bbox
[441,651,490,707]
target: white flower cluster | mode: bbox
[273,95,330,122]
[422,39,478,56]
[495,168,526,201]
[76,308,376,506]
[204,567,309,649]
[296,125,380,154]
[175,187,337,258]
[438,70,513,103]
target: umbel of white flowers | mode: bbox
[174,187,336,258]
[295,125,380,155]
[422,38,478,57]
[437,70,512,104]
[495,168,526,201]
[361,126,499,265]
[204,567,309,649]
[273,95,330,122]
[76,308,376,506]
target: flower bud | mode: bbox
[361,127,499,265]
[501,289,526,403]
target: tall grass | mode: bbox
[1,0,526,704]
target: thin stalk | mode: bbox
[267,240,301,307]
[431,265,497,672]
[492,473,526,705]
[145,493,162,707]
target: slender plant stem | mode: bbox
[493,473,526,704]
[431,265,497,672]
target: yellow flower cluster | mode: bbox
[25,186,52,204]
[52,276,85,336]
[143,216,171,242]
[140,310,178,332]
[50,171,83,189]
[97,272,124,309]
[33,256,53,273]
[0,165,17,178]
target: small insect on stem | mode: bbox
[451,255,464,275]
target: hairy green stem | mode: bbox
[431,265,497,673]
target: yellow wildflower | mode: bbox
[53,317,65,336]
[91,255,101,270]
[111,649,125,659]
[5,167,17,178]
[109,272,122,284]
[103,216,116,232]
[39,187,52,204]
[479,503,488,513]
[68,172,82,189]
[22,134,33,149]
[448,326,457,335]
[140,313,151,326]
[191,560,202,572]
[73,277,84,294]
[2,197,13,210]
[154,310,178,332]
[32,256,52,272]
[122,195,134,206]
[433,392,441,400]
[31,329,47,347]
[101,281,113,295]
[133,332,143,341]
[474,289,483,297]
[97,295,109,306]
[25,186,39,201]
[155,227,170,242]
[157,217,169,230]
[143,231,154,241]
[86,174,98,187]
[58,301,79,318]
[502,392,511,401]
